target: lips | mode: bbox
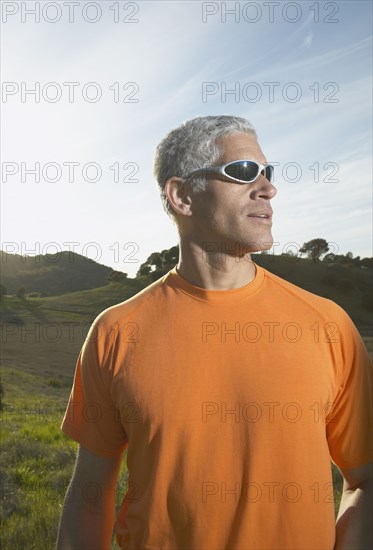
[248,210,273,219]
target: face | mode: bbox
[186,132,277,256]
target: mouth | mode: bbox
[247,215,273,223]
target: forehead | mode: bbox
[217,132,267,164]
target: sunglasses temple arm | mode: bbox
[183,167,218,180]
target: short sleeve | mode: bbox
[326,304,373,470]
[61,312,128,457]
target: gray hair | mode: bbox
[153,115,257,220]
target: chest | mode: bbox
[110,309,340,440]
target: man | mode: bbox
[56,115,372,550]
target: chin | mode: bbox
[241,239,273,254]
[257,240,273,252]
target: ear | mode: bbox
[165,177,193,217]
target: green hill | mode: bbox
[0,250,121,296]
[0,251,372,332]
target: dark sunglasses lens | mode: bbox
[225,161,259,182]
[262,165,274,182]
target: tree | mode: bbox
[136,245,179,280]
[299,239,329,262]
[322,253,336,263]
[147,252,163,270]
[162,246,179,266]
[360,257,373,269]
[137,265,151,277]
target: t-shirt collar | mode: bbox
[165,261,265,304]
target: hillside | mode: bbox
[0,250,121,296]
[0,252,372,332]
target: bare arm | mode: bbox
[56,444,123,550]
[334,462,373,550]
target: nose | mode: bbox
[249,175,277,200]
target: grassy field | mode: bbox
[1,278,372,549]
[0,330,127,550]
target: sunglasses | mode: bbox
[182,159,274,185]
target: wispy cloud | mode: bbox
[303,32,313,47]
[1,1,372,274]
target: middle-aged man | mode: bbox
[56,115,372,550]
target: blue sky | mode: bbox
[1,0,372,277]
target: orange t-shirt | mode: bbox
[61,261,373,550]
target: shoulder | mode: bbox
[262,266,345,319]
[89,271,172,332]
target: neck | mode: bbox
[176,237,256,290]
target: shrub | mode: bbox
[107,270,128,284]
[282,252,299,263]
